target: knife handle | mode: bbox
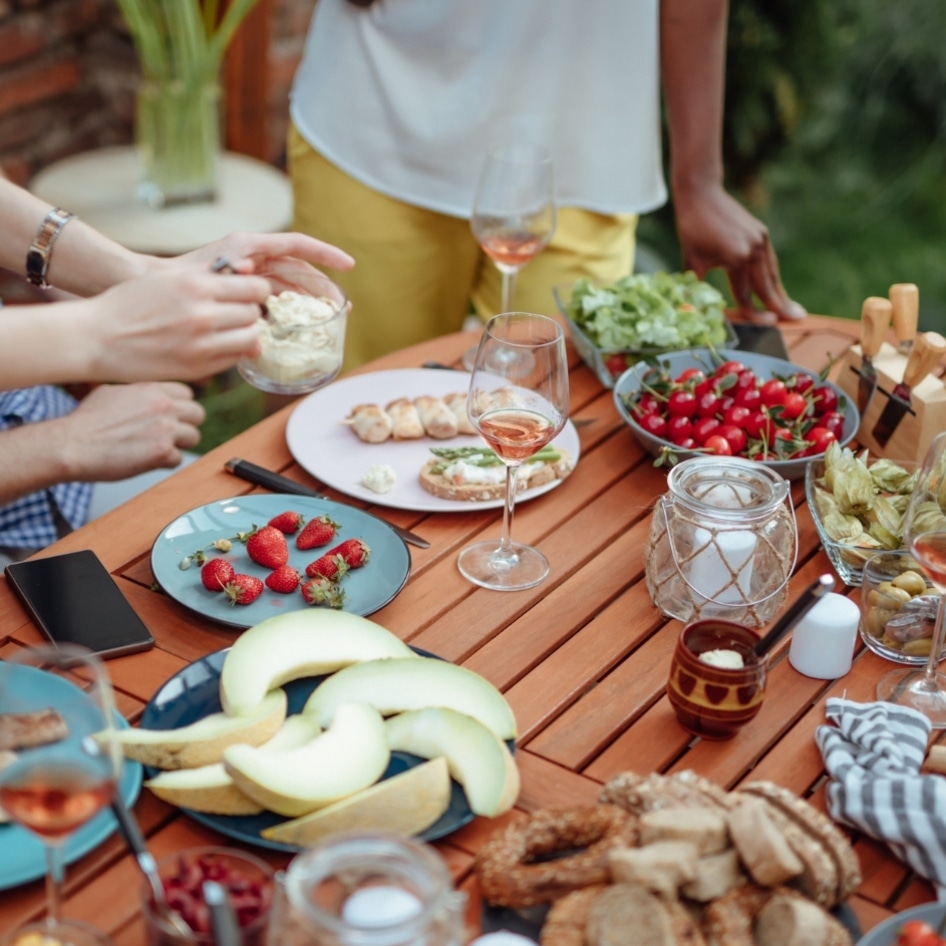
[902,332,946,389]
[860,296,892,358]
[889,283,919,348]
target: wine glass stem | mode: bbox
[919,593,946,691]
[498,264,518,313]
[498,464,521,558]
[45,841,66,926]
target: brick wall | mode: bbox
[0,0,309,188]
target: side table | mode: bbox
[29,146,293,255]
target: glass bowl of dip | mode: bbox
[238,260,349,395]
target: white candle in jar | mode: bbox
[342,885,423,927]
[788,592,860,679]
[688,527,757,604]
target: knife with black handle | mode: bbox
[225,458,430,549]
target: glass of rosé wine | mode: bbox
[461,144,556,372]
[0,643,122,946]
[876,430,946,726]
[458,313,569,591]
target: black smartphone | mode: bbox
[731,322,790,361]
[5,550,154,658]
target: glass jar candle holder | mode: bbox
[645,456,797,629]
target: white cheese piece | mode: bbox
[698,648,745,670]
[362,464,397,494]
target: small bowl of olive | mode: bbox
[860,550,942,665]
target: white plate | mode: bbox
[286,368,581,512]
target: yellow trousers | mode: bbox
[288,125,638,370]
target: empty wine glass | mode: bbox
[461,144,556,372]
[876,431,946,725]
[458,313,569,591]
[0,643,122,946]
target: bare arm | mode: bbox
[0,383,205,507]
[660,0,805,321]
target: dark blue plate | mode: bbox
[139,647,494,853]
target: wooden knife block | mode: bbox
[837,342,946,463]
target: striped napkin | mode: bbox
[816,697,946,900]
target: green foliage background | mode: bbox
[640,0,946,331]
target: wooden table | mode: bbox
[0,316,937,943]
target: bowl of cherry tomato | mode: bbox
[855,902,946,946]
[613,349,859,481]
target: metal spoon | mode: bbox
[108,791,192,939]
[203,880,241,946]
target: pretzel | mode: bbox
[474,804,638,908]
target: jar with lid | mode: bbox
[645,456,797,628]
[274,831,467,946]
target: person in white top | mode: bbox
[288,0,806,369]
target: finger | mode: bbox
[174,422,202,451]
[726,267,757,320]
[747,240,806,322]
[226,233,355,271]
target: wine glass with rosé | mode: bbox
[0,643,122,946]
[458,313,569,591]
[461,144,556,372]
[876,431,946,726]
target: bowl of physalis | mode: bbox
[553,271,737,388]
[806,444,917,586]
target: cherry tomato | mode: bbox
[722,405,751,428]
[805,426,837,454]
[717,395,735,416]
[605,354,628,378]
[760,378,788,408]
[734,369,757,393]
[667,390,698,418]
[735,386,762,411]
[791,373,816,396]
[667,415,694,445]
[718,424,748,455]
[694,377,717,399]
[717,360,746,376]
[638,412,668,439]
[693,416,721,446]
[695,391,722,418]
[745,410,772,442]
[781,391,809,421]
[896,919,942,946]
[634,394,661,417]
[703,434,732,456]
[819,410,845,437]
[812,385,839,416]
[675,367,705,384]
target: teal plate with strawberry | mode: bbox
[150,494,411,630]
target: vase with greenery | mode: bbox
[116,0,260,208]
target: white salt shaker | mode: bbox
[789,592,861,679]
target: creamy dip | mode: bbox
[698,648,745,670]
[253,289,343,384]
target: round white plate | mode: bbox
[0,667,143,890]
[151,494,411,630]
[285,368,581,512]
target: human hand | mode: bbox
[173,229,355,275]
[672,182,806,323]
[53,383,205,482]
[79,262,271,382]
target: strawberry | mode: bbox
[300,576,346,609]
[329,537,370,569]
[268,510,306,535]
[304,553,349,582]
[200,557,235,592]
[265,564,301,594]
[222,574,264,606]
[245,525,289,569]
[296,515,341,551]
